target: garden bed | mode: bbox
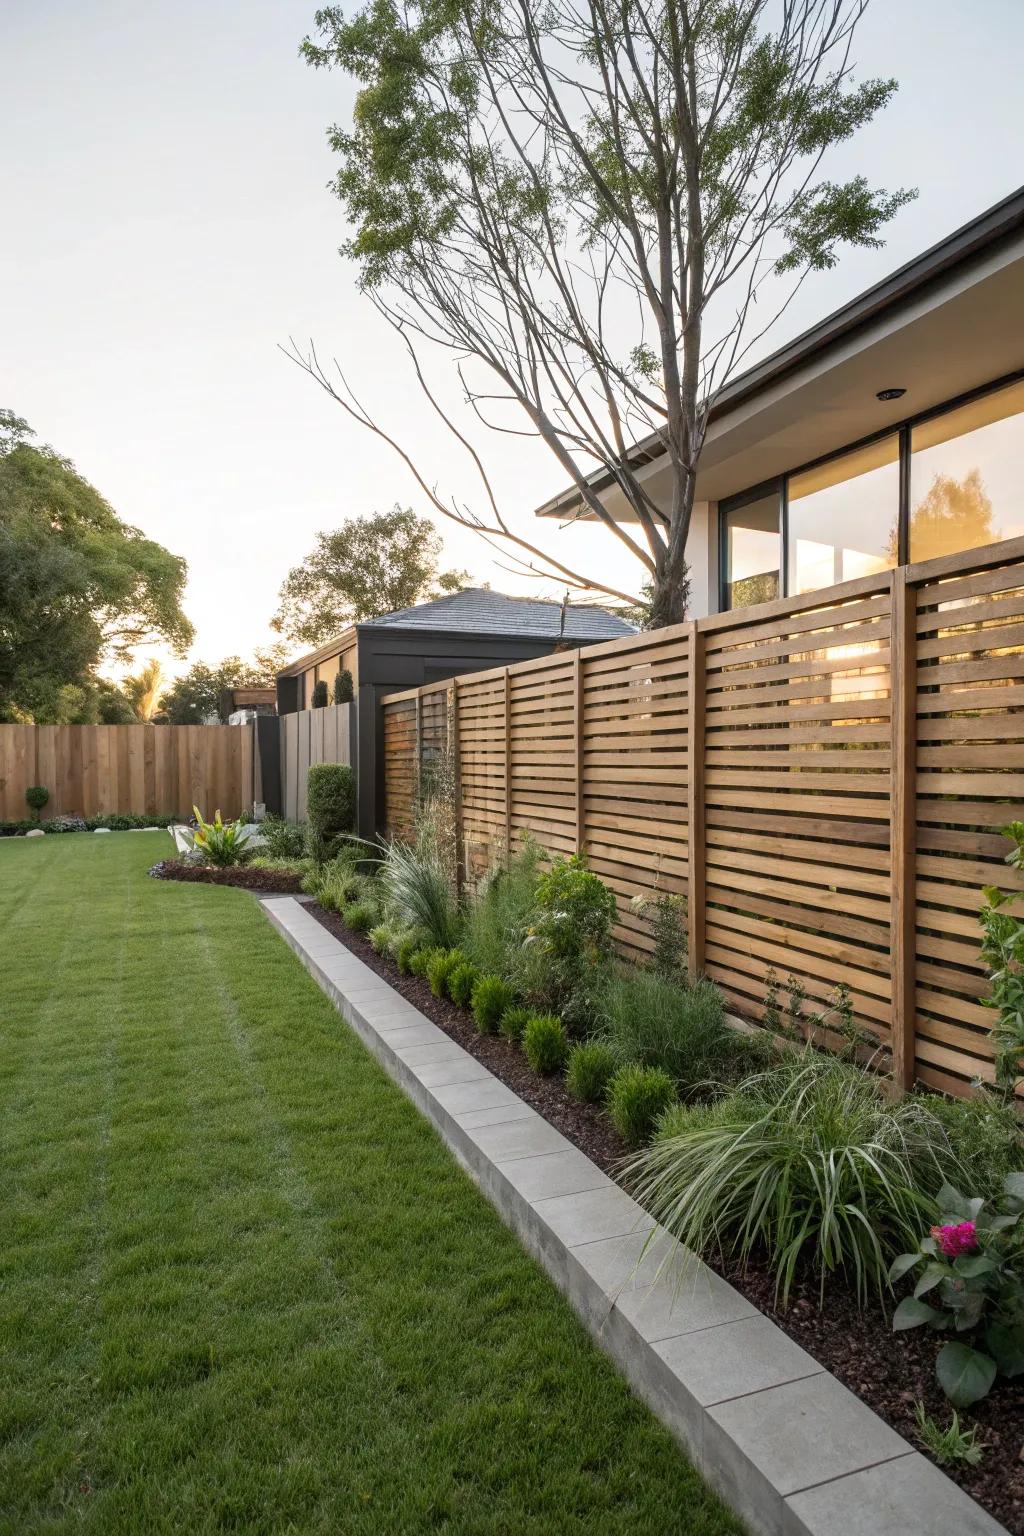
[150,858,306,894]
[310,899,1024,1534]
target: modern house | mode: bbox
[275,588,635,835]
[536,187,1024,617]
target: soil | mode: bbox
[149,859,306,895]
[310,901,1024,1533]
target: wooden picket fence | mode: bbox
[381,536,1024,1099]
[0,722,253,822]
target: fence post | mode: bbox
[686,622,706,982]
[450,680,464,896]
[414,690,423,811]
[573,649,585,856]
[889,567,917,1091]
[503,666,513,864]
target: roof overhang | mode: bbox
[276,626,358,679]
[536,187,1024,521]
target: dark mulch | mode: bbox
[310,900,1024,1532]
[150,859,306,895]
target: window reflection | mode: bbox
[910,380,1024,562]
[724,492,780,609]
[787,436,898,595]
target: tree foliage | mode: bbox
[271,506,468,646]
[162,645,289,724]
[0,410,193,720]
[295,0,912,625]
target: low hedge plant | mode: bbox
[499,1005,532,1043]
[523,1014,568,1075]
[566,1041,617,1104]
[472,975,516,1034]
[607,1065,677,1146]
[448,962,479,1009]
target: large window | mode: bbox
[721,491,781,610]
[720,374,1024,610]
[910,378,1024,563]
[787,436,899,595]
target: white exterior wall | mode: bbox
[684,500,717,619]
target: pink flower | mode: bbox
[930,1220,978,1258]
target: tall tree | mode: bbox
[0,411,194,720]
[163,646,291,724]
[272,507,468,647]
[293,0,912,625]
[124,658,166,722]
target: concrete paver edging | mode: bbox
[261,895,1005,1536]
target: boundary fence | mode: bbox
[381,536,1024,1098]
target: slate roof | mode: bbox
[361,588,636,640]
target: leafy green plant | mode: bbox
[608,1065,677,1146]
[395,931,426,974]
[471,975,515,1034]
[311,679,329,709]
[368,922,396,955]
[926,1091,1024,1193]
[566,1042,617,1103]
[448,961,479,1008]
[523,1014,568,1075]
[192,806,252,867]
[307,762,355,846]
[498,1005,531,1043]
[627,1054,951,1305]
[333,669,354,704]
[407,945,434,978]
[913,1402,984,1467]
[379,838,461,949]
[630,890,687,978]
[890,1175,1024,1407]
[598,971,728,1090]
[342,896,378,933]
[259,816,307,860]
[979,822,1024,1094]
[532,854,616,961]
[25,785,48,821]
[462,840,542,977]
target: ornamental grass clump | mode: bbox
[626,1053,952,1306]
[379,838,461,950]
[471,975,515,1034]
[566,1041,617,1103]
[607,1065,677,1146]
[523,1014,568,1075]
[461,840,543,978]
[342,896,378,933]
[598,971,729,1092]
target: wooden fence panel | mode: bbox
[378,541,1024,1094]
[278,704,352,822]
[0,723,253,821]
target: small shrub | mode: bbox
[311,679,329,709]
[599,971,729,1091]
[407,945,434,978]
[523,1014,568,1074]
[259,816,306,860]
[566,1041,617,1103]
[395,932,425,974]
[25,785,49,820]
[307,762,355,843]
[499,1005,532,1043]
[333,669,354,705]
[608,1065,677,1146]
[342,896,378,933]
[462,840,543,977]
[471,975,515,1034]
[630,890,687,978]
[533,854,616,960]
[427,948,467,999]
[368,923,395,955]
[448,961,479,1009]
[926,1090,1024,1193]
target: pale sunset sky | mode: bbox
[4,0,1024,675]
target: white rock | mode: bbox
[25,827,45,838]
[93,827,112,834]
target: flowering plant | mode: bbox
[890,1174,1024,1406]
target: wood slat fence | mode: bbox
[381,536,1024,1098]
[0,723,253,822]
[279,704,355,823]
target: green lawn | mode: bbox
[0,833,740,1535]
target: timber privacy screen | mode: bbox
[381,536,1024,1099]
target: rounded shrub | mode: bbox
[499,1005,532,1043]
[307,762,355,843]
[523,1014,568,1075]
[471,975,516,1034]
[566,1041,617,1103]
[311,679,329,709]
[448,961,479,1009]
[333,669,354,705]
[342,896,378,933]
[427,948,466,999]
[395,933,422,975]
[607,1065,677,1147]
[25,785,49,821]
[408,945,437,978]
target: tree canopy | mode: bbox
[272,506,468,647]
[0,410,194,721]
[162,646,290,724]
[296,0,912,625]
